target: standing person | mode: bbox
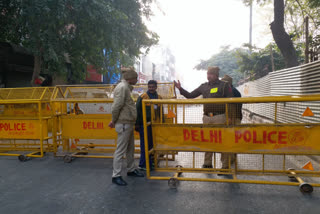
[135,80,162,170]
[220,74,243,169]
[109,67,144,186]
[221,74,242,121]
[174,66,234,170]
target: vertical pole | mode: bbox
[225,104,229,125]
[275,103,278,123]
[183,104,185,124]
[249,0,253,53]
[38,101,44,157]
[305,16,309,63]
[142,100,150,178]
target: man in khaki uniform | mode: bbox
[174,66,233,170]
[109,67,144,186]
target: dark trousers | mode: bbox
[139,126,153,168]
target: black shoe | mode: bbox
[112,176,127,186]
[202,164,213,168]
[127,169,145,177]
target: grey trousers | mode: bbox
[112,123,136,178]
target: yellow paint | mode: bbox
[61,114,140,139]
[302,107,314,117]
[61,114,116,139]
[0,120,48,139]
[302,161,314,171]
[153,125,320,154]
[210,88,218,93]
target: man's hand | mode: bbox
[108,121,115,128]
[174,80,181,90]
[135,125,140,132]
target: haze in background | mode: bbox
[146,0,273,90]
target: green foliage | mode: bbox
[195,43,305,84]
[242,0,320,66]
[194,46,244,86]
[0,0,158,82]
[308,0,320,8]
[236,44,286,79]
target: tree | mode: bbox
[236,43,288,80]
[243,0,320,67]
[271,0,299,67]
[0,0,158,85]
[308,0,320,8]
[194,46,244,86]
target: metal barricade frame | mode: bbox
[142,95,320,193]
[0,87,54,161]
[51,82,176,163]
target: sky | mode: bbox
[145,0,274,90]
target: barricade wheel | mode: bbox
[168,178,179,189]
[299,183,313,194]
[18,155,27,162]
[63,155,72,163]
[88,143,95,149]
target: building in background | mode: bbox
[136,45,176,83]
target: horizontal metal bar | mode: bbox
[149,176,320,187]
[143,94,320,104]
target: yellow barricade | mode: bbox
[142,95,320,193]
[0,87,54,161]
[52,82,175,162]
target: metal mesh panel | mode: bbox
[53,82,175,101]
[64,87,113,99]
[0,88,53,100]
[242,101,320,124]
[77,103,113,114]
[133,83,176,99]
[154,152,320,174]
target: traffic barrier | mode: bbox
[0,87,54,161]
[142,95,320,193]
[51,83,175,162]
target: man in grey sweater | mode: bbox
[109,67,144,186]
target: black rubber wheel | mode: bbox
[18,155,27,162]
[88,143,95,149]
[299,183,313,194]
[168,178,179,189]
[63,155,73,163]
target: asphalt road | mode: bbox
[0,154,320,214]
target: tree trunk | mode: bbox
[31,55,41,86]
[270,0,299,68]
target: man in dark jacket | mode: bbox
[135,80,162,170]
[174,66,234,169]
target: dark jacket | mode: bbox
[179,80,233,115]
[232,86,243,120]
[136,91,162,126]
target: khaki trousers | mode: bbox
[203,114,236,168]
[112,123,136,177]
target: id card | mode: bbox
[210,88,218,93]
